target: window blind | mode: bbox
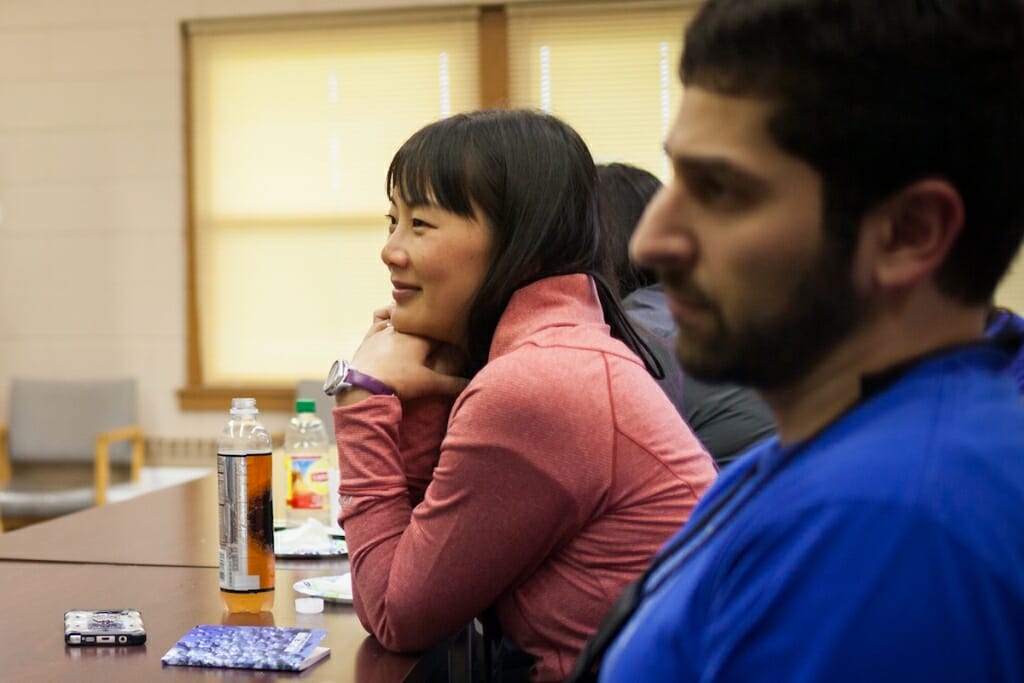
[508,1,698,180]
[188,10,479,383]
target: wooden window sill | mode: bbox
[177,386,295,412]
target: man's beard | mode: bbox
[670,228,869,390]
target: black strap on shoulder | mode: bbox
[590,272,665,380]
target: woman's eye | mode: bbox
[385,214,397,233]
[411,218,429,229]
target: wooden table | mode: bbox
[0,561,432,683]
[0,474,450,682]
[0,474,220,567]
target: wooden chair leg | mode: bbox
[130,428,144,482]
[0,424,10,485]
[93,425,145,506]
[94,435,110,507]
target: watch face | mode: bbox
[324,360,344,396]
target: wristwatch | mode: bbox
[323,359,396,396]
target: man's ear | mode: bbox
[864,179,964,290]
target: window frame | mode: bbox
[177,6,510,411]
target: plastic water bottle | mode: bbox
[284,398,331,526]
[218,397,275,613]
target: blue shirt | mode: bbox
[599,344,1024,682]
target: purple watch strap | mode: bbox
[344,367,396,396]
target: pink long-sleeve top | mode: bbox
[334,274,717,681]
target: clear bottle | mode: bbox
[218,397,275,613]
[284,398,331,526]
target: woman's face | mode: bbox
[382,193,494,347]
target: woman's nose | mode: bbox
[381,230,409,268]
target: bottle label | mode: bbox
[218,452,275,593]
[285,454,331,510]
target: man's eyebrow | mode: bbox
[664,145,769,187]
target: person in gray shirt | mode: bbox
[597,163,775,466]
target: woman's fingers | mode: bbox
[367,305,396,334]
[372,305,395,323]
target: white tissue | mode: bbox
[275,518,333,554]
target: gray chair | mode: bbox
[0,378,144,529]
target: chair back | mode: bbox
[8,378,137,465]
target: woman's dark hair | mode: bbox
[682,0,1024,304]
[596,163,661,298]
[387,109,660,376]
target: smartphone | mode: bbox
[64,609,147,646]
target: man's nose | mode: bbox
[630,184,696,269]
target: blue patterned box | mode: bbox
[161,625,329,671]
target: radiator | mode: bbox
[145,436,219,467]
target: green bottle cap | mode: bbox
[295,398,316,413]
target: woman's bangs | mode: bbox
[386,123,476,218]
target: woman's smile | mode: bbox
[391,279,421,303]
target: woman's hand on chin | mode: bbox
[350,307,469,401]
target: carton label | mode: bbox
[286,455,330,511]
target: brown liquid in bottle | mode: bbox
[219,450,275,613]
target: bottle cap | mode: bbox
[230,397,258,415]
[295,597,324,614]
[295,398,317,414]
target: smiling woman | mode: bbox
[327,110,717,682]
[382,198,493,348]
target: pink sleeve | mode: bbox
[334,382,589,652]
[332,396,450,511]
[396,396,453,506]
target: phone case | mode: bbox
[64,609,147,646]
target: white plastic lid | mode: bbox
[295,597,324,614]
[230,397,258,415]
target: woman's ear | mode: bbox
[862,179,965,291]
